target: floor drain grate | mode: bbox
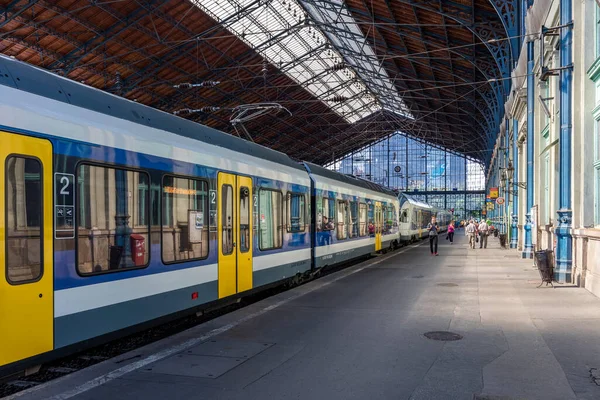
[412,275,424,279]
[424,331,463,341]
[437,283,458,287]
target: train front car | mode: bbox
[399,193,429,243]
[302,163,400,268]
[0,55,311,376]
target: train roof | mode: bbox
[302,162,398,197]
[398,193,432,209]
[0,55,304,173]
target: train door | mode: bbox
[217,173,253,299]
[0,132,53,366]
[374,202,382,251]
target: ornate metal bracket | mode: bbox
[539,23,574,81]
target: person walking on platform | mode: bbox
[478,219,489,249]
[427,215,439,256]
[447,220,455,244]
[465,220,476,249]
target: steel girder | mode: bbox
[317,10,497,138]
[340,0,512,165]
[41,0,326,154]
[342,2,503,152]
[0,0,38,30]
[284,24,495,136]
[348,0,517,164]
[107,1,341,154]
[46,0,163,71]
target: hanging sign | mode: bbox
[489,187,499,199]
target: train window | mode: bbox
[222,184,234,255]
[385,206,394,234]
[336,200,347,240]
[377,206,384,234]
[285,192,305,232]
[359,203,367,236]
[348,201,358,238]
[5,156,43,284]
[320,197,336,232]
[240,186,250,253]
[258,189,283,250]
[76,164,150,275]
[161,175,209,263]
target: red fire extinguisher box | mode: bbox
[130,234,146,266]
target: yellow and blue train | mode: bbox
[0,56,402,376]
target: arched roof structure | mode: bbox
[0,0,518,165]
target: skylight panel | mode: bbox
[190,0,407,123]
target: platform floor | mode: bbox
[9,233,600,400]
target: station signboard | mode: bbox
[489,187,499,199]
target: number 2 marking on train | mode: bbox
[60,176,70,195]
[210,190,216,205]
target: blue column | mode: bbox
[511,118,519,248]
[555,0,573,282]
[522,40,534,259]
[505,121,510,235]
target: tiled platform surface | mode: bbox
[9,233,600,400]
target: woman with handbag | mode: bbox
[447,220,455,244]
[427,216,439,256]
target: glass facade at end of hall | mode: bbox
[325,132,486,221]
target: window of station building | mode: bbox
[77,164,150,275]
[348,201,358,238]
[336,200,348,240]
[285,192,306,233]
[359,203,367,236]
[258,189,283,250]
[162,175,209,263]
[5,156,43,284]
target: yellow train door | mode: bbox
[0,131,53,366]
[374,202,382,251]
[236,176,252,293]
[217,173,253,298]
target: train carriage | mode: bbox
[0,55,312,375]
[303,163,400,268]
[398,193,452,243]
[0,54,409,378]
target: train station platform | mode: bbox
[9,234,600,400]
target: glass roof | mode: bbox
[191,0,412,123]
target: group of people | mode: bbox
[426,216,494,255]
[465,219,492,249]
